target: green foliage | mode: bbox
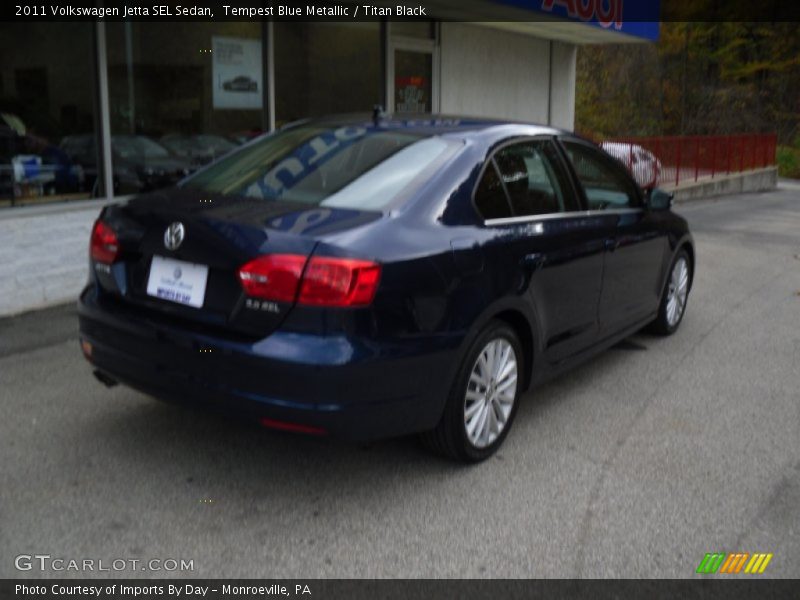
[576,23,800,143]
[776,146,800,179]
[575,44,663,138]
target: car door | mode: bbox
[473,138,608,364]
[559,138,667,334]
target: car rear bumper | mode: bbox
[77,286,461,441]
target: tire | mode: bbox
[650,249,692,335]
[423,320,524,462]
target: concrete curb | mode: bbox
[0,196,124,221]
[666,167,778,203]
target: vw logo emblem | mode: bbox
[164,222,185,251]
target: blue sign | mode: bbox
[494,0,660,41]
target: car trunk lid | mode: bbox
[97,188,380,338]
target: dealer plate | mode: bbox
[146,256,208,308]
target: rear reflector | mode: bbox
[90,219,119,264]
[238,254,381,307]
[80,339,93,359]
[260,418,327,436]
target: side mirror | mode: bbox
[645,188,674,211]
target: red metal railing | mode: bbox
[597,134,778,189]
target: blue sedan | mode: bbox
[78,115,694,462]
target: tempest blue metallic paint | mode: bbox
[78,115,694,461]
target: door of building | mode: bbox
[387,30,438,115]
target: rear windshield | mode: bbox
[182,125,457,210]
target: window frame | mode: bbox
[471,135,583,226]
[555,136,645,211]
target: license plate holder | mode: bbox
[146,256,208,308]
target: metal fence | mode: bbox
[597,134,778,189]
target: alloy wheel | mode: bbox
[666,257,689,327]
[464,338,518,448]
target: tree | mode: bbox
[576,22,800,144]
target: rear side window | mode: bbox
[474,162,512,219]
[474,139,576,221]
[562,141,640,210]
[493,141,577,216]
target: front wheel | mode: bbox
[423,320,523,462]
[651,250,691,335]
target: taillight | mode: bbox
[299,257,381,306]
[238,254,381,307]
[90,220,119,264]
[238,254,306,303]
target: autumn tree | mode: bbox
[576,22,800,144]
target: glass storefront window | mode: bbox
[105,22,264,196]
[274,23,381,126]
[0,23,99,207]
[1,21,430,206]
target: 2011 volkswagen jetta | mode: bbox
[78,115,694,462]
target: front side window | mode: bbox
[562,141,640,210]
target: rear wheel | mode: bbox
[651,249,691,335]
[423,320,523,462]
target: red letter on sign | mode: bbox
[541,0,578,17]
[596,0,623,29]
[576,0,594,19]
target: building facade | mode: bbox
[0,6,658,208]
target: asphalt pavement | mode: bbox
[1,184,798,578]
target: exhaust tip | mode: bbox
[93,370,118,388]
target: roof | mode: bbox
[287,113,566,140]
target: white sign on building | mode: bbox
[212,36,263,110]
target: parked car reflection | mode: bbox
[601,142,662,190]
[160,134,238,166]
[61,134,193,195]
